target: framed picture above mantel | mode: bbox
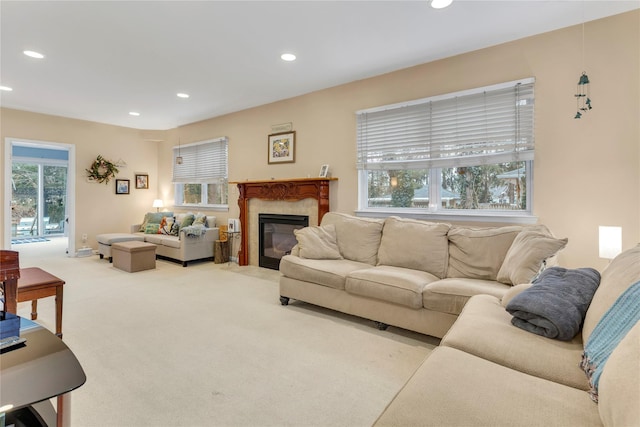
[268,131,295,164]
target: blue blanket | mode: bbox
[505,267,600,341]
[580,280,640,402]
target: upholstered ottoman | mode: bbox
[112,241,156,272]
[97,233,145,262]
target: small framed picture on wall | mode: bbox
[135,174,149,189]
[268,131,295,164]
[115,179,130,195]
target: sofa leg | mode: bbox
[375,321,389,331]
[99,254,104,259]
[182,261,188,267]
[109,257,113,263]
[280,296,290,306]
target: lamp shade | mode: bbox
[152,199,164,209]
[599,226,622,259]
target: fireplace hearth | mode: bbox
[259,214,308,270]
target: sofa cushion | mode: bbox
[497,229,568,285]
[320,212,384,265]
[422,278,509,316]
[583,244,640,343]
[294,224,342,260]
[139,211,173,232]
[345,266,439,309]
[447,225,522,280]
[373,346,602,427]
[441,294,589,390]
[598,322,640,427]
[279,255,372,290]
[377,217,450,278]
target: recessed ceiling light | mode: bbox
[23,50,45,59]
[177,93,190,99]
[0,86,13,92]
[281,53,296,62]
[129,111,140,116]
[431,0,453,9]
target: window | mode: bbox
[173,137,228,209]
[356,78,534,220]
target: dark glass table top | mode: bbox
[0,316,86,413]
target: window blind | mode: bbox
[172,137,228,183]
[356,78,534,170]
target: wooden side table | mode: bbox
[17,267,65,338]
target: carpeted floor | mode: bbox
[15,238,438,427]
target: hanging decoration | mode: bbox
[574,4,592,119]
[574,72,592,119]
[86,155,119,184]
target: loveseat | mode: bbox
[131,212,219,267]
[374,244,640,426]
[279,212,567,338]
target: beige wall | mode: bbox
[1,110,160,251]
[2,11,638,270]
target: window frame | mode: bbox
[173,137,229,211]
[355,79,536,224]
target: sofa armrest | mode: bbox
[131,224,142,233]
[179,227,219,242]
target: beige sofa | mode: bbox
[375,245,640,426]
[279,212,567,338]
[130,212,219,267]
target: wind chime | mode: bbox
[574,72,592,119]
[574,6,592,119]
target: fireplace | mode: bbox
[259,214,308,270]
[232,177,337,266]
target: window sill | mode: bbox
[173,204,229,212]
[354,208,538,225]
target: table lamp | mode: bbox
[152,199,164,212]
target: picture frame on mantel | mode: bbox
[268,131,295,164]
[319,164,329,177]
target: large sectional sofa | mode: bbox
[279,212,567,338]
[279,212,640,426]
[375,244,640,426]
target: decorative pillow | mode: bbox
[294,224,343,260]
[156,217,167,234]
[377,217,451,278]
[497,230,568,285]
[139,211,173,232]
[447,225,523,281]
[180,213,195,228]
[193,213,207,226]
[320,212,384,265]
[205,216,216,228]
[144,223,160,234]
[169,218,180,236]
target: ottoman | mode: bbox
[97,233,145,262]
[112,241,156,273]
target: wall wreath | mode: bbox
[86,155,119,184]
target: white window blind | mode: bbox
[356,78,534,170]
[172,137,228,183]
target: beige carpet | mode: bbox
[15,238,438,427]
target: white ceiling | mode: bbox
[1,1,638,131]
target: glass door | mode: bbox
[11,146,68,240]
